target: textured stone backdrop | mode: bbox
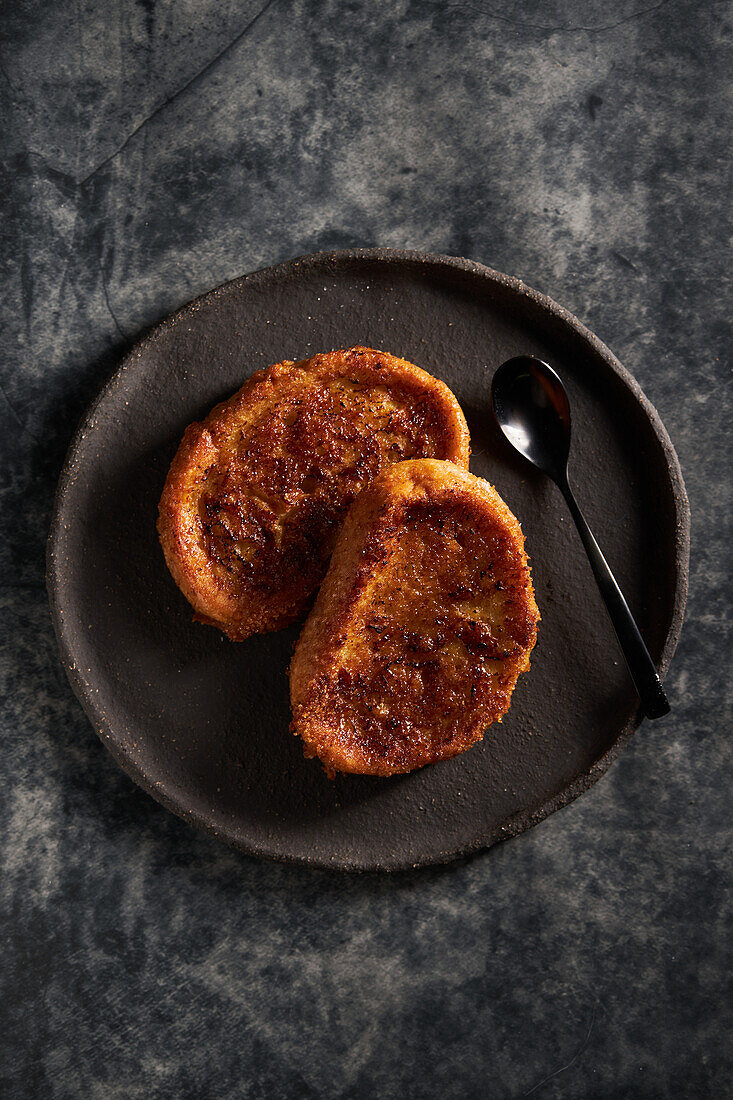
[1,1,731,1096]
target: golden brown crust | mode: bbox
[158,348,470,639]
[290,459,539,777]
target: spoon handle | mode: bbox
[559,482,670,719]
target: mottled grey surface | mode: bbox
[1,0,731,1096]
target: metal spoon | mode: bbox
[490,355,670,719]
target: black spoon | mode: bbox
[491,355,670,719]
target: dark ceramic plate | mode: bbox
[47,250,689,871]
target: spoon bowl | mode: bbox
[491,356,572,485]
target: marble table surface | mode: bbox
[2,2,730,1096]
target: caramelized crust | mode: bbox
[158,348,470,639]
[290,460,539,777]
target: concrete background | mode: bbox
[1,1,731,1096]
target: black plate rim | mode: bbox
[46,248,691,872]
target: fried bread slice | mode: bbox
[290,459,539,776]
[158,348,470,640]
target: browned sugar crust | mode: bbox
[290,459,539,777]
[158,348,470,640]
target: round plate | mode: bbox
[47,249,689,871]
